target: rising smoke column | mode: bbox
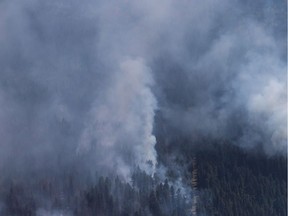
[0,0,162,179]
[78,57,157,178]
[0,0,286,182]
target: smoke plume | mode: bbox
[0,0,286,182]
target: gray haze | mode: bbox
[0,0,286,181]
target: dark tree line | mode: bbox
[193,143,287,216]
[1,141,286,215]
[1,169,192,216]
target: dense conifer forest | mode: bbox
[1,142,286,216]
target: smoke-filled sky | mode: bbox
[0,0,286,179]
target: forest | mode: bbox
[0,0,286,215]
[1,140,286,216]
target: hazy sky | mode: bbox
[0,0,286,179]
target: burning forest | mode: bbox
[0,0,286,215]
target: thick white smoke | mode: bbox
[0,0,286,182]
[237,48,287,153]
[78,57,157,177]
[152,6,286,155]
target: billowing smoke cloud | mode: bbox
[0,0,161,178]
[0,0,286,183]
[151,0,287,155]
[78,57,157,178]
